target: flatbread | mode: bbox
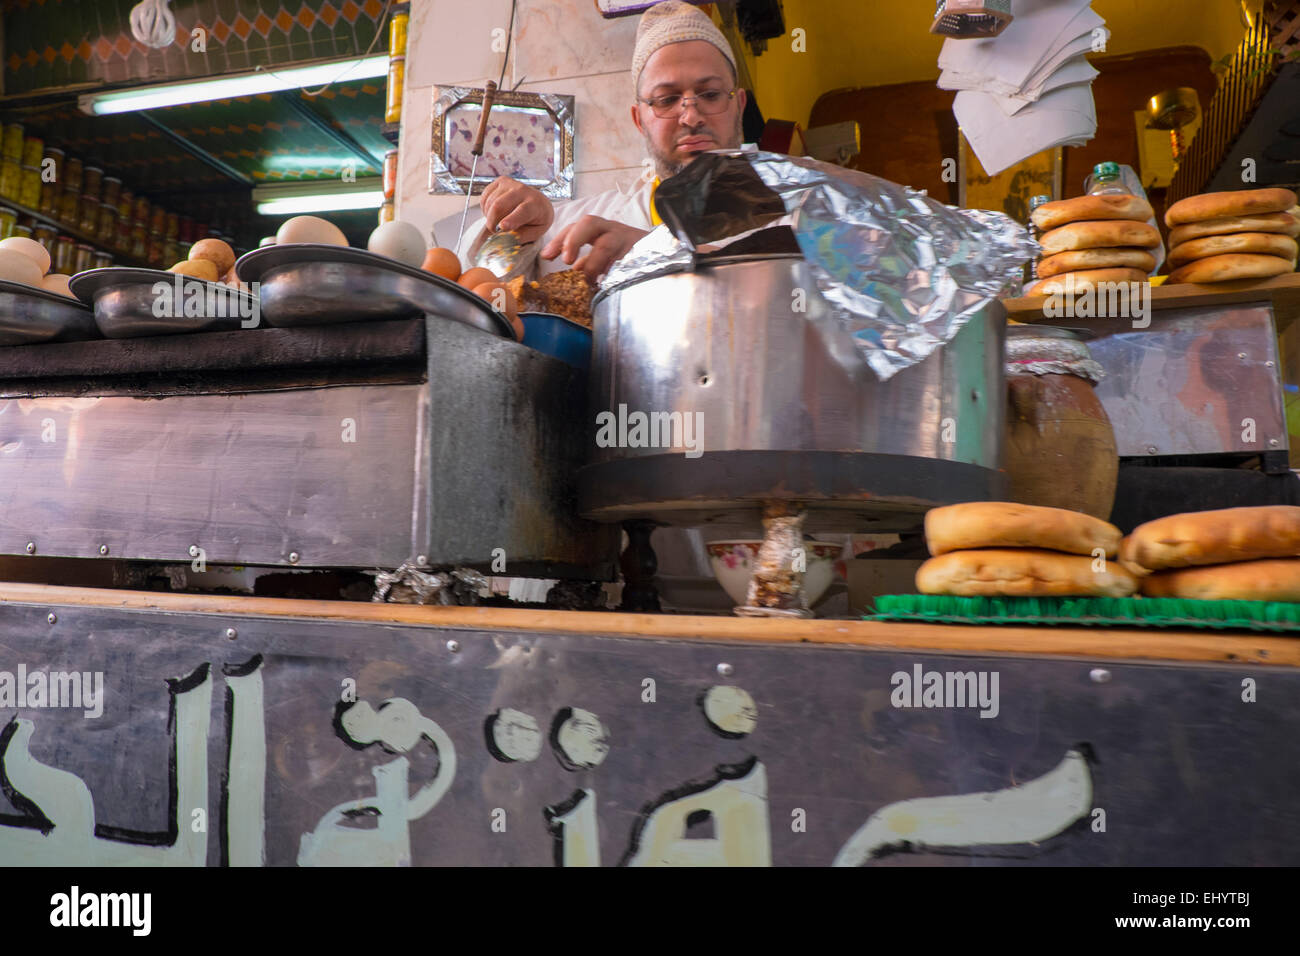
[1168,211,1300,246]
[1140,558,1300,602]
[1039,220,1162,255]
[1168,253,1295,285]
[915,549,1138,597]
[1165,187,1298,227]
[1030,194,1154,232]
[1122,505,1300,572]
[1036,247,1155,278]
[1025,268,1149,296]
[1167,232,1299,268]
[924,502,1121,557]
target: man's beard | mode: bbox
[647,110,745,181]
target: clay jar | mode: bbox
[1004,326,1118,521]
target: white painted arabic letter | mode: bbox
[223,657,266,866]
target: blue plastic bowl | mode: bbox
[520,312,592,371]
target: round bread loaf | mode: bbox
[1167,232,1299,268]
[1025,268,1148,296]
[1036,247,1155,278]
[924,502,1121,557]
[1122,505,1300,572]
[1039,220,1162,255]
[1168,253,1295,285]
[1168,211,1300,246]
[1140,558,1300,602]
[1165,187,1298,227]
[1030,194,1154,232]
[915,549,1138,597]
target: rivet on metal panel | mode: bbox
[289,552,301,564]
[1269,438,1280,446]
[1146,446,1158,455]
[1237,352,1248,360]
[446,639,461,653]
[46,612,56,625]
[25,541,35,554]
[225,627,238,640]
[188,544,200,557]
[1089,668,1112,683]
[717,662,734,677]
[417,554,429,567]
[99,544,109,556]
[1266,361,1275,368]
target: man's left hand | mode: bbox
[541,215,648,281]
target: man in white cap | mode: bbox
[459,0,747,280]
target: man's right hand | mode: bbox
[477,177,554,244]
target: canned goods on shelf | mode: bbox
[18,165,40,208]
[82,166,103,203]
[147,230,165,266]
[178,215,194,242]
[118,187,134,220]
[73,243,95,274]
[42,147,64,184]
[385,56,405,124]
[64,157,83,194]
[130,222,147,259]
[2,124,23,163]
[0,161,21,202]
[54,236,76,273]
[163,238,180,265]
[58,189,79,224]
[150,206,166,234]
[92,250,113,269]
[383,148,398,199]
[21,136,43,169]
[117,217,132,250]
[11,224,31,239]
[39,179,59,216]
[389,11,409,57]
[0,207,16,240]
[32,223,57,249]
[178,240,193,260]
[134,195,150,225]
[165,211,179,239]
[80,196,99,234]
[98,203,118,244]
[101,176,121,210]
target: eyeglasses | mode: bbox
[639,87,738,118]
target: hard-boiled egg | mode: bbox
[367,221,426,268]
[41,274,75,298]
[276,215,348,246]
[0,236,51,276]
[189,238,235,277]
[421,247,461,281]
[0,248,45,287]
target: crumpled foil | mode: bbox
[372,563,489,605]
[603,148,1037,381]
[1006,358,1104,385]
[736,502,813,619]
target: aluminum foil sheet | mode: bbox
[372,563,489,605]
[1006,358,1104,384]
[604,149,1037,380]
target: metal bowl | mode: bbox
[235,244,514,339]
[0,279,98,346]
[69,268,261,339]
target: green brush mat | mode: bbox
[867,594,1300,633]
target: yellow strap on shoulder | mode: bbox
[649,177,662,227]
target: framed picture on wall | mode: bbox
[957,130,1062,223]
[429,86,575,199]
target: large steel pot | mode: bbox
[578,254,1006,531]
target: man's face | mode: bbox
[632,40,747,180]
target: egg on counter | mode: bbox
[0,236,51,276]
[276,215,348,246]
[189,238,235,277]
[367,221,426,268]
[41,274,76,298]
[0,247,45,288]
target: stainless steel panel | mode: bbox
[0,386,424,566]
[1071,304,1286,457]
[236,243,512,338]
[69,268,259,338]
[591,257,1003,467]
[0,279,98,347]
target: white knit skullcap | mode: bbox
[632,1,737,88]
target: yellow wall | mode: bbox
[752,0,1253,129]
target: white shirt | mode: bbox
[457,176,656,277]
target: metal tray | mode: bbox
[69,268,262,339]
[0,279,98,347]
[235,243,514,338]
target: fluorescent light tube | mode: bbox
[80,55,389,115]
[256,189,384,215]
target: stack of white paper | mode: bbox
[939,0,1109,175]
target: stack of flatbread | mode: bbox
[915,501,1137,596]
[1122,506,1300,601]
[1025,193,1160,296]
[1164,188,1299,285]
